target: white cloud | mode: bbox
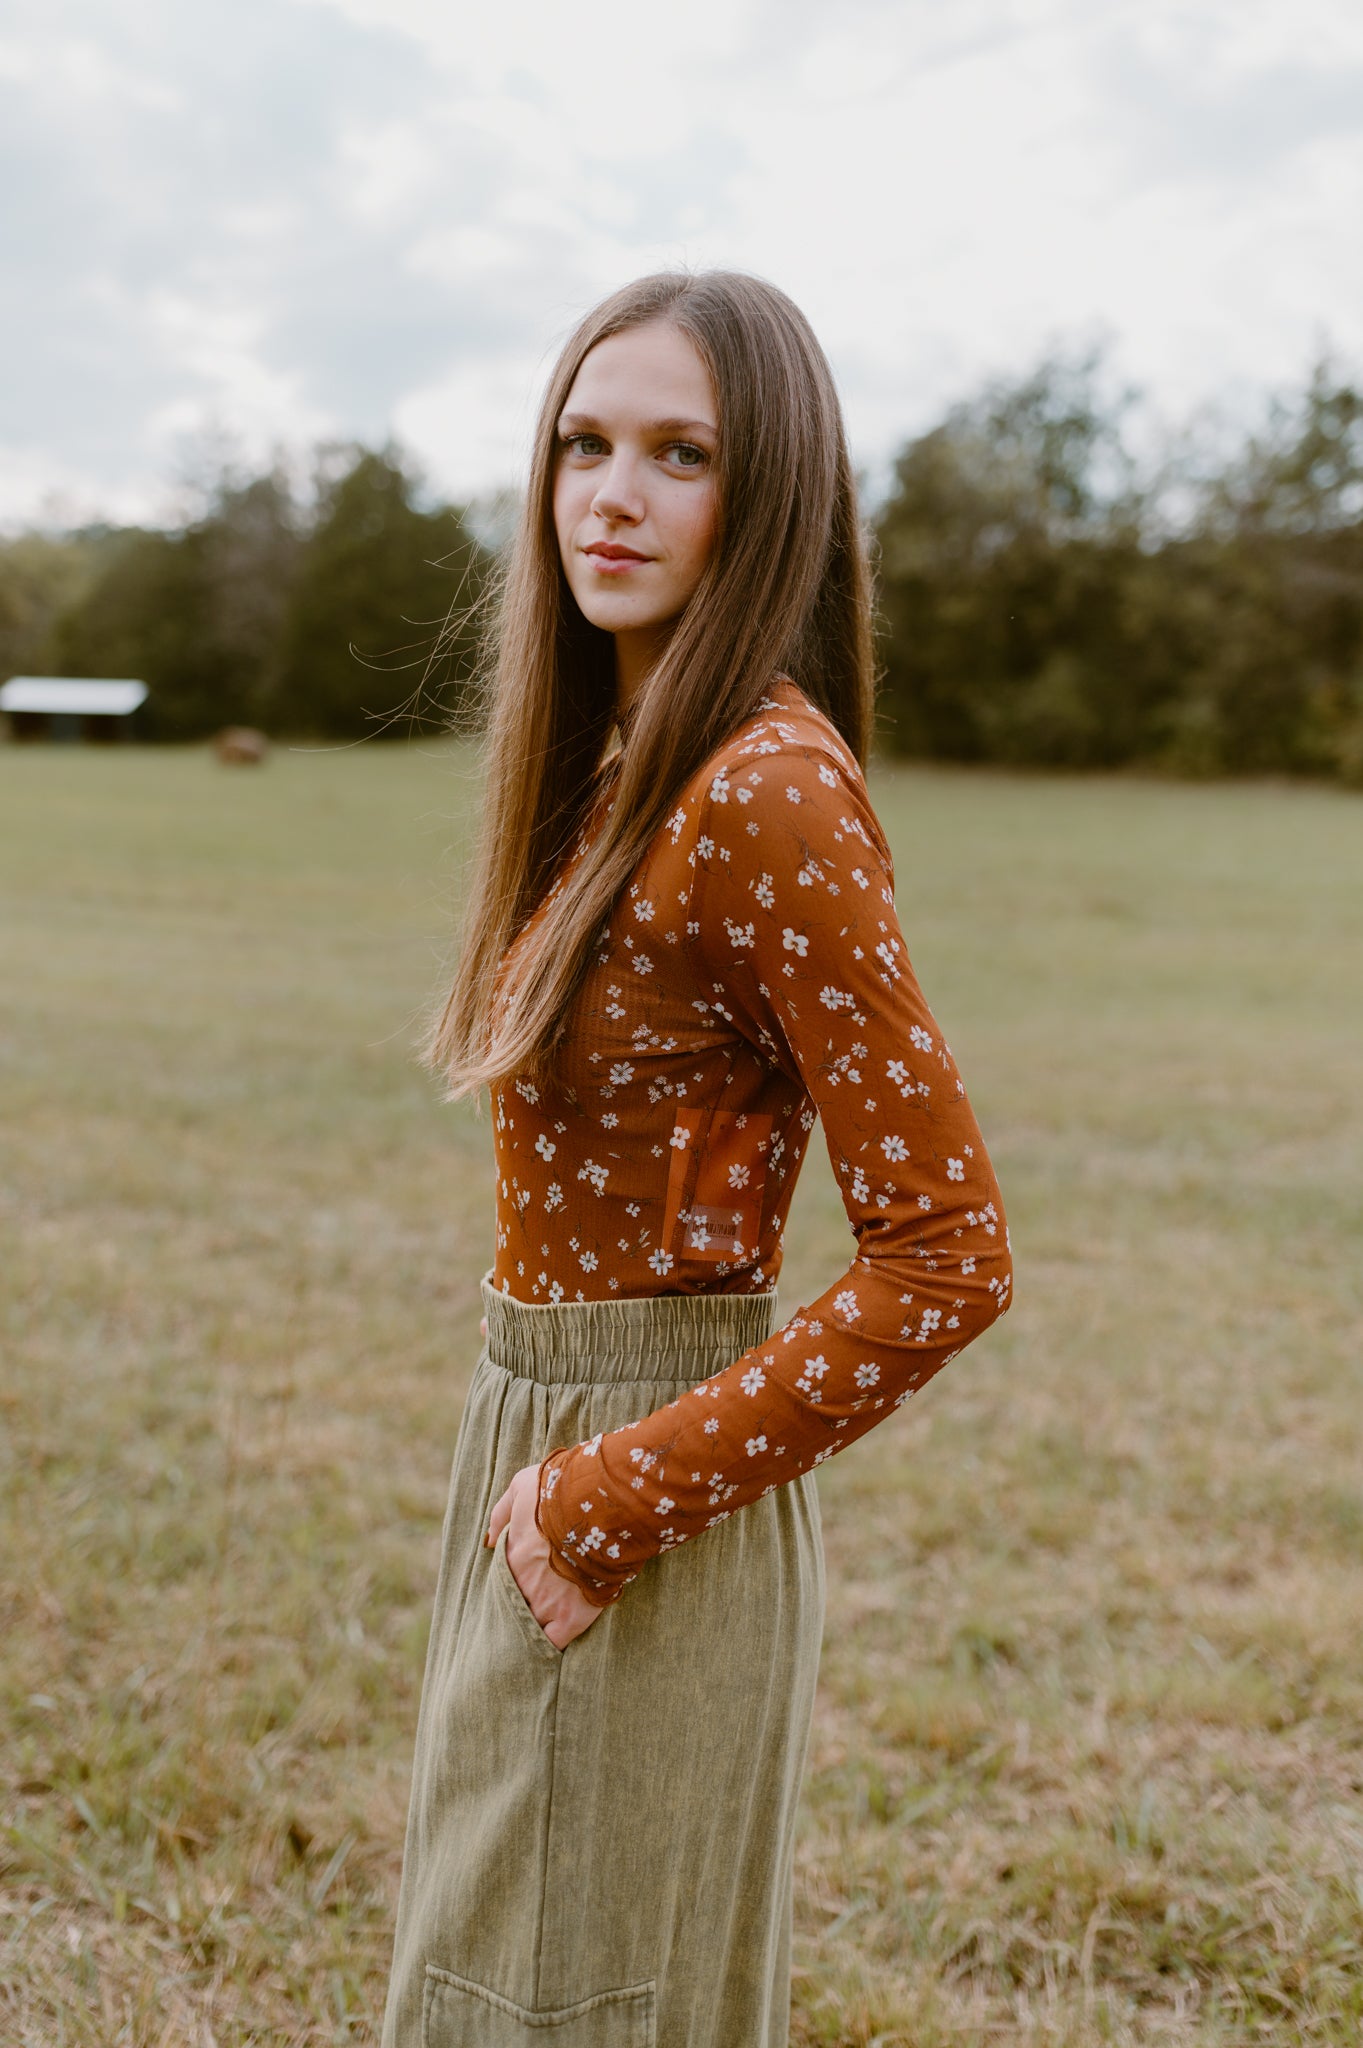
[2,0,1361,524]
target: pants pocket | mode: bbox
[423,1967,655,2046]
[491,1526,563,1661]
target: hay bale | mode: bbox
[213,727,269,765]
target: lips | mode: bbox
[584,542,650,563]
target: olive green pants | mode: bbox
[382,1280,825,2048]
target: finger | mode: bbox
[480,1315,488,1338]
[545,1605,597,1651]
[485,1485,513,1546]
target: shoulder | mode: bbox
[646,682,892,908]
[711,679,860,785]
[667,681,869,833]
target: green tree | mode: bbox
[42,443,488,741]
[874,352,1363,781]
[44,465,302,739]
[874,352,1158,766]
[0,529,118,683]
[275,445,486,739]
[1172,365,1363,777]
[195,464,305,727]
[47,527,224,740]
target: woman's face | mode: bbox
[553,320,719,687]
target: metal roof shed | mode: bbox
[0,677,149,742]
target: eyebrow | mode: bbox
[557,412,718,438]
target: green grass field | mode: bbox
[3,740,1361,2046]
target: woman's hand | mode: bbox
[486,1464,605,1650]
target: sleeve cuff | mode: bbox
[534,1449,631,1608]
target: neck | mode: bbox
[613,622,671,719]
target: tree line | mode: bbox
[876,353,1363,781]
[0,445,490,743]
[2,355,1361,779]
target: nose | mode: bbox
[590,451,645,525]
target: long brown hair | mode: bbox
[427,269,874,1096]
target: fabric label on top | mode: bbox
[663,1109,772,1268]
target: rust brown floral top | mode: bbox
[492,681,1012,1604]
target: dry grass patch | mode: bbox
[3,747,1360,2044]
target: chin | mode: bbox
[576,595,668,636]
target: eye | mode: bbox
[560,432,606,460]
[668,442,709,470]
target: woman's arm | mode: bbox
[537,727,1013,1605]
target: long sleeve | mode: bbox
[536,729,1012,1604]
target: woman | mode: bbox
[383,271,1011,2048]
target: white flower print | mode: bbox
[490,690,1011,1598]
[795,1353,829,1397]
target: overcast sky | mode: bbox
[3,0,1362,527]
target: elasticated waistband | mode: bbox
[480,1273,779,1387]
